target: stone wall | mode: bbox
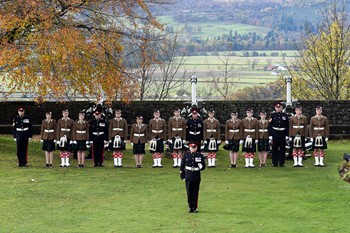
[2,100,350,138]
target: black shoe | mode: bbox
[158,165,163,168]
[230,164,237,168]
[45,164,49,167]
[49,164,53,167]
[193,209,199,213]
[280,164,285,167]
[272,164,278,167]
[99,164,104,167]
[114,165,118,167]
[173,165,178,168]
[188,208,194,213]
[94,164,98,167]
[319,164,326,167]
[212,166,216,168]
[152,165,157,168]
[81,164,85,168]
[119,165,123,168]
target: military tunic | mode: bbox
[72,120,90,151]
[241,117,258,152]
[56,118,74,151]
[130,123,148,154]
[13,114,33,166]
[186,117,203,149]
[41,119,56,152]
[108,117,128,150]
[224,119,242,151]
[180,151,206,211]
[149,118,166,153]
[203,118,220,152]
[289,114,308,150]
[309,115,329,149]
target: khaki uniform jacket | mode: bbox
[309,115,329,138]
[203,118,220,139]
[56,118,74,140]
[108,117,128,139]
[72,120,89,141]
[168,116,186,139]
[130,123,148,144]
[225,119,242,141]
[241,117,258,140]
[289,114,308,137]
[149,118,166,140]
[257,120,269,139]
[41,119,56,140]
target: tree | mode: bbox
[0,0,163,102]
[290,0,350,100]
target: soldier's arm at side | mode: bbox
[201,154,206,170]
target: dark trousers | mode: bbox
[16,138,28,166]
[272,136,286,166]
[92,140,104,166]
[185,180,201,210]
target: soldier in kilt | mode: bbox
[257,110,269,167]
[241,108,258,168]
[289,105,308,167]
[309,106,329,167]
[130,116,148,168]
[108,110,128,167]
[56,109,74,167]
[41,111,56,167]
[168,108,186,168]
[203,110,221,168]
[149,110,167,168]
[72,111,90,168]
[224,110,242,168]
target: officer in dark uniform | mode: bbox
[180,141,206,213]
[268,102,289,167]
[186,109,203,151]
[13,107,33,167]
[89,110,108,167]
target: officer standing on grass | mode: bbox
[180,141,206,213]
[13,106,33,167]
[269,102,289,167]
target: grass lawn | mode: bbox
[0,136,349,232]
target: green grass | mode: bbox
[0,136,349,232]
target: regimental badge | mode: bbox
[23,119,30,123]
[195,157,201,162]
[99,123,105,127]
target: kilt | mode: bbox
[57,138,71,151]
[150,140,164,153]
[225,140,240,152]
[312,137,328,149]
[109,138,126,151]
[204,138,219,152]
[242,139,256,152]
[290,136,305,150]
[75,140,87,151]
[133,143,145,154]
[42,140,55,152]
[258,139,270,152]
[169,137,185,152]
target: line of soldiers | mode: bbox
[12,103,329,168]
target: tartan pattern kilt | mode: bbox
[289,136,305,150]
[242,139,256,152]
[57,138,71,151]
[150,140,164,153]
[226,140,240,152]
[258,139,270,152]
[42,140,55,152]
[203,138,219,152]
[169,137,185,152]
[109,138,126,151]
[312,137,328,149]
[75,140,87,151]
[133,143,145,154]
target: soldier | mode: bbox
[186,109,203,151]
[168,108,186,168]
[257,110,269,167]
[224,110,242,168]
[89,110,108,167]
[56,108,74,167]
[179,141,206,213]
[108,109,128,168]
[130,116,148,168]
[268,102,289,167]
[40,111,56,167]
[241,108,258,168]
[289,105,308,167]
[309,106,329,167]
[72,111,90,168]
[13,107,33,167]
[149,110,167,168]
[203,109,221,168]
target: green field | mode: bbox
[1,136,350,232]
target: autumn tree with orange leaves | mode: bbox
[0,0,163,102]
